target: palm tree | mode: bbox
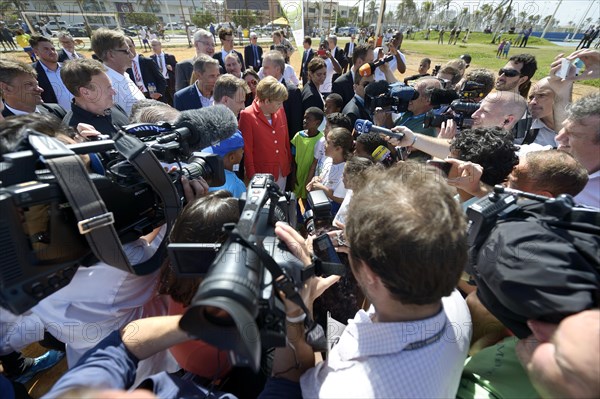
[367,0,377,25]
[422,1,434,30]
[314,2,322,31]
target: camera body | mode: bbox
[178,174,299,371]
[467,188,600,338]
[424,99,480,129]
[0,126,225,314]
[365,82,419,113]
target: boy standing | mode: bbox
[291,107,325,199]
[203,132,247,198]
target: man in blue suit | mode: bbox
[244,32,263,71]
[173,54,220,111]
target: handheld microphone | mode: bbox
[371,145,391,163]
[168,105,239,151]
[354,119,405,140]
[358,54,394,77]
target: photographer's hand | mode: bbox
[438,119,457,140]
[445,159,490,198]
[550,49,600,81]
[274,222,340,313]
[181,175,209,202]
[76,123,103,141]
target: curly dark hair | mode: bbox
[326,112,352,131]
[450,126,518,186]
[356,132,388,156]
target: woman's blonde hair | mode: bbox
[256,76,288,102]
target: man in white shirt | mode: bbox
[555,92,600,208]
[91,28,145,116]
[373,32,406,81]
[263,162,471,398]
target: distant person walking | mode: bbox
[438,27,445,44]
[496,39,506,58]
[519,27,532,47]
[448,27,456,45]
[502,40,511,58]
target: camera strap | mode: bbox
[28,133,134,273]
[112,131,182,275]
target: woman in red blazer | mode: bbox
[239,76,291,190]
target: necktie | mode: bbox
[253,45,258,67]
[158,55,164,76]
[132,61,144,91]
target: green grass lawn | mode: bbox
[338,31,600,88]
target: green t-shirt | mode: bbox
[456,337,539,399]
[291,130,323,199]
[395,111,437,137]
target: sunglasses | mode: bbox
[498,68,521,77]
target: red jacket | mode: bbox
[239,100,292,179]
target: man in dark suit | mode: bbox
[342,34,357,73]
[0,58,66,119]
[175,29,215,91]
[342,71,373,126]
[150,39,177,105]
[213,27,245,71]
[262,51,303,139]
[327,35,347,83]
[29,35,73,111]
[57,32,85,62]
[173,55,220,111]
[332,44,373,109]
[299,36,314,86]
[244,32,263,71]
[124,36,167,101]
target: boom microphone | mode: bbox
[354,119,405,140]
[162,105,239,151]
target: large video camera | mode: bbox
[177,174,345,372]
[364,81,419,113]
[466,186,600,338]
[423,99,480,129]
[0,106,237,314]
[424,80,485,129]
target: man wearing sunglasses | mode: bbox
[495,54,537,99]
[175,29,218,92]
[91,29,145,117]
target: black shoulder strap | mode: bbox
[521,128,540,145]
[28,132,134,272]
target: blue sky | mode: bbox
[337,0,600,28]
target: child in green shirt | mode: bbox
[291,107,324,199]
